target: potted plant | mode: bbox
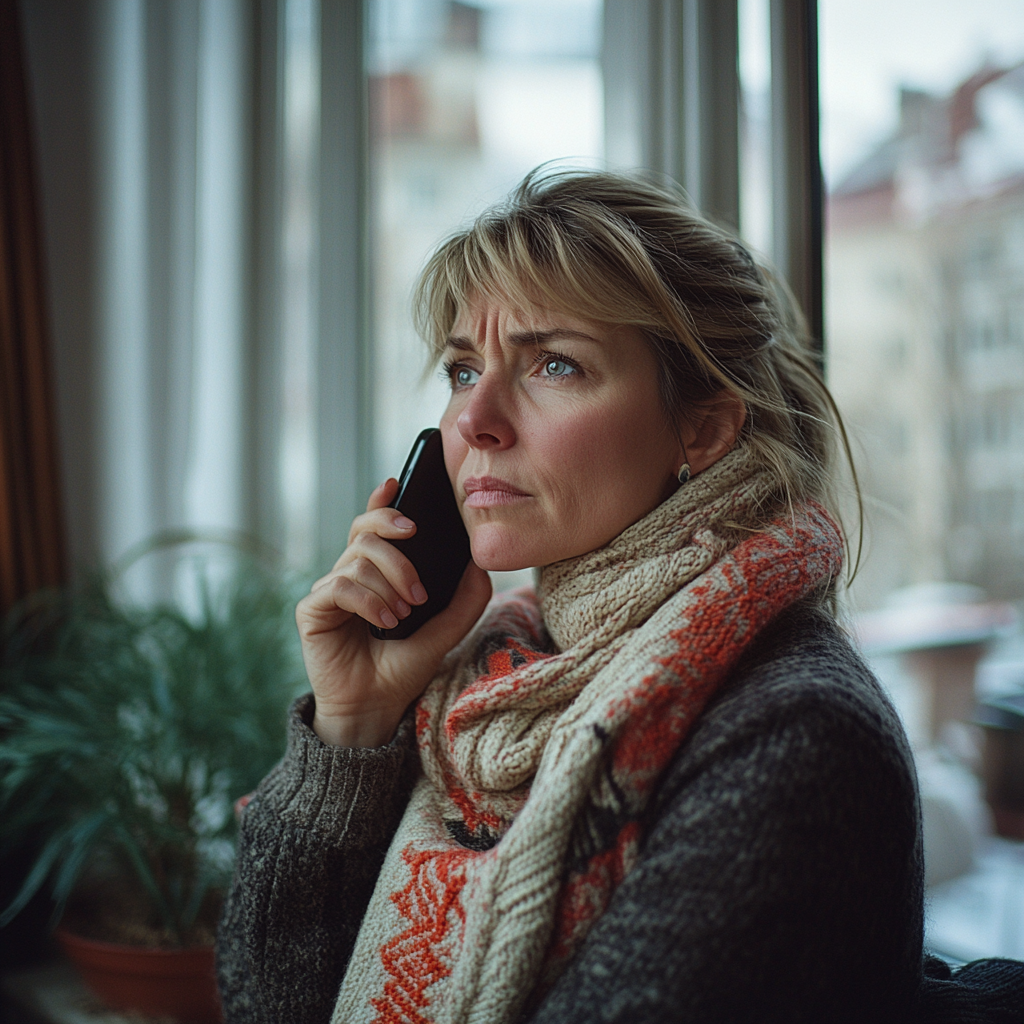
[0,534,306,1022]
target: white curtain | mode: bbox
[96,0,249,568]
[22,0,371,584]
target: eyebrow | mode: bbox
[443,328,602,352]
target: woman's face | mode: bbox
[439,295,684,571]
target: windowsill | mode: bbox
[926,834,1024,962]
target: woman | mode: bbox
[217,171,924,1023]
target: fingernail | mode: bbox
[395,516,415,530]
[380,609,398,629]
[396,599,411,617]
[411,583,427,604]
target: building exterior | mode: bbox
[828,63,1024,609]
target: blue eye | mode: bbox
[440,359,480,389]
[541,358,574,377]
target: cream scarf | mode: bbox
[332,449,843,1024]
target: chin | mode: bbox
[468,524,538,573]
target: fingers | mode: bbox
[327,562,409,631]
[316,506,415,590]
[308,478,416,588]
[307,529,429,630]
[305,478,432,632]
[346,501,416,549]
[366,477,399,513]
[341,532,425,601]
[300,555,414,635]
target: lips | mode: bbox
[463,476,531,509]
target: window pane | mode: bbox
[822,2,1024,609]
[821,0,1024,961]
[367,0,604,486]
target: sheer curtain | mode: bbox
[20,0,372,584]
[93,0,252,579]
[21,0,262,586]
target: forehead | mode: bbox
[444,298,659,382]
[447,295,601,342]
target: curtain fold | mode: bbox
[0,0,66,617]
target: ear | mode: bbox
[679,390,746,475]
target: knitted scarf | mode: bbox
[332,449,843,1024]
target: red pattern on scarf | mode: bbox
[550,820,642,962]
[445,638,551,734]
[371,848,472,1024]
[369,504,842,1022]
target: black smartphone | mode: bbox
[369,428,472,640]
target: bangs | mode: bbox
[413,198,693,364]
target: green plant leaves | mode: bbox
[0,549,307,944]
[0,825,68,928]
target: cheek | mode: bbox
[531,402,668,496]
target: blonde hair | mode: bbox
[414,169,860,574]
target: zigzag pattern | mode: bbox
[332,451,844,1024]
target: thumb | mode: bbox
[413,561,492,662]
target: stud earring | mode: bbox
[677,463,691,485]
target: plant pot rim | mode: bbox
[56,925,222,1021]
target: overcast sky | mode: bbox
[818,0,1024,181]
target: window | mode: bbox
[821,0,1024,962]
[367,0,604,485]
[822,0,1024,609]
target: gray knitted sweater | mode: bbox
[217,604,925,1023]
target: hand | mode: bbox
[295,478,492,747]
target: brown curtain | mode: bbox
[0,0,67,617]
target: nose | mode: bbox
[456,373,516,451]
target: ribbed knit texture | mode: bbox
[218,603,940,1023]
[329,450,845,1024]
[919,956,1024,1023]
[216,712,419,1021]
[217,604,1024,1023]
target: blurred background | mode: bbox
[3,0,1024,993]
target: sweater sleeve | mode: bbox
[526,632,924,1024]
[216,693,418,1024]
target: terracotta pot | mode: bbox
[56,928,223,1023]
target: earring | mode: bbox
[677,463,691,485]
